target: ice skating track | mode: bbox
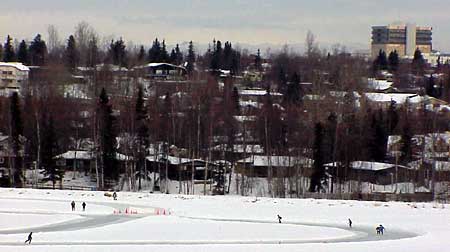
[0,197,418,246]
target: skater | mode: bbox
[82,202,86,211]
[348,218,352,228]
[277,214,282,223]
[376,226,380,235]
[71,200,76,211]
[378,224,385,235]
[113,191,117,200]
[24,232,32,244]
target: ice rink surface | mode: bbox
[0,188,448,251]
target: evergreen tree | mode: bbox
[388,50,399,72]
[29,34,48,66]
[323,113,337,164]
[135,85,148,190]
[169,48,177,64]
[98,88,118,187]
[64,35,79,72]
[284,72,302,105]
[373,50,388,72]
[40,114,64,189]
[186,41,195,76]
[223,41,233,70]
[161,40,169,63]
[412,48,425,75]
[369,110,387,162]
[17,40,29,65]
[0,44,3,61]
[399,119,413,164]
[387,100,399,134]
[231,86,240,115]
[108,38,127,67]
[137,45,146,64]
[9,92,23,187]
[86,37,99,67]
[3,35,16,62]
[310,122,325,192]
[437,56,441,70]
[277,67,288,93]
[425,76,437,98]
[176,44,183,65]
[210,40,222,70]
[255,48,262,70]
[148,38,162,62]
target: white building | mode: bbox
[0,62,30,97]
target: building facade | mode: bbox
[371,23,432,58]
[0,62,30,97]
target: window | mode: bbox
[0,158,4,164]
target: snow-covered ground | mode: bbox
[0,188,449,251]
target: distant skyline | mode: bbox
[1,0,449,52]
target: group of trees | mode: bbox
[206,40,241,74]
[373,49,399,73]
[0,34,48,65]
[1,24,449,196]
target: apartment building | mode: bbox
[0,62,30,96]
[371,23,432,58]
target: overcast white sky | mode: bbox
[1,0,449,51]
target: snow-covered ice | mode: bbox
[0,188,448,251]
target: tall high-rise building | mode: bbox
[371,23,432,58]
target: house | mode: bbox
[54,150,132,175]
[0,62,29,96]
[325,161,416,185]
[146,155,216,180]
[134,63,187,81]
[238,88,283,103]
[54,151,94,175]
[364,93,450,113]
[388,132,450,160]
[409,159,450,183]
[212,144,264,161]
[236,155,313,177]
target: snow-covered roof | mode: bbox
[95,64,128,72]
[54,151,132,161]
[147,155,210,166]
[325,161,412,171]
[54,151,93,160]
[329,91,362,99]
[0,135,10,142]
[239,100,262,109]
[238,89,283,96]
[237,155,312,168]
[213,160,232,166]
[233,115,257,122]
[304,94,325,101]
[364,93,418,104]
[367,78,393,91]
[213,144,264,154]
[140,63,187,71]
[0,62,30,71]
